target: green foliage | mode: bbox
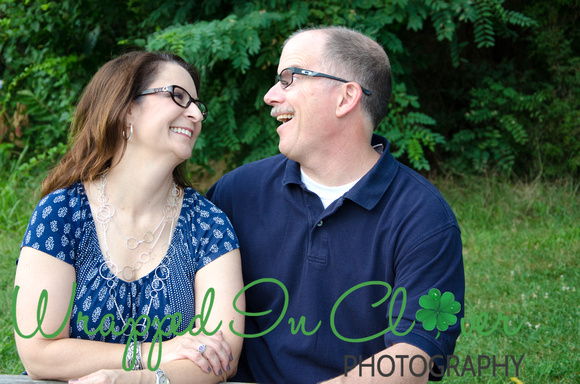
[0,0,128,161]
[0,141,66,233]
[520,1,580,178]
[2,56,78,149]
[0,0,576,179]
[446,76,532,174]
[437,1,579,178]
[140,0,536,171]
[377,83,445,171]
[145,6,284,167]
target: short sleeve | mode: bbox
[21,186,82,265]
[384,224,464,380]
[183,188,240,269]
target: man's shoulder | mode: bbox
[396,164,449,201]
[207,154,289,203]
[219,154,288,183]
[387,163,458,226]
[232,153,286,172]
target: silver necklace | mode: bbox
[94,172,181,340]
[94,172,180,281]
[111,214,165,249]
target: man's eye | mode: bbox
[281,75,292,85]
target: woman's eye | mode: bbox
[173,91,186,101]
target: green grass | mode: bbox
[434,177,579,383]
[1,169,578,382]
[0,152,43,375]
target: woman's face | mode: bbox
[127,62,204,163]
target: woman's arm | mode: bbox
[14,246,124,380]
[190,248,245,378]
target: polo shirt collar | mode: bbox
[282,134,398,211]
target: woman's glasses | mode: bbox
[137,85,208,121]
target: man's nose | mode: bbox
[264,82,284,106]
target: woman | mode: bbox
[13,51,245,383]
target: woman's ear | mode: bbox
[336,82,363,118]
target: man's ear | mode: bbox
[336,82,363,118]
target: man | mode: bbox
[207,26,464,383]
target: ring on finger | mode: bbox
[198,344,206,354]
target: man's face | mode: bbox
[264,31,339,163]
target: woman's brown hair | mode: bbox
[41,51,201,197]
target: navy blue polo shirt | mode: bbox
[207,134,464,383]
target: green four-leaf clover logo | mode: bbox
[415,288,461,339]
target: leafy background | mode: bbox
[1,0,578,179]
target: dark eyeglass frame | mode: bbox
[277,67,372,96]
[137,85,208,121]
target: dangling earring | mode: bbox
[123,124,133,141]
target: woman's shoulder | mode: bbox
[179,187,239,263]
[182,187,226,215]
[180,187,234,233]
[29,182,90,228]
[22,182,88,260]
[36,182,87,211]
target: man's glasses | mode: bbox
[137,85,209,121]
[276,67,372,96]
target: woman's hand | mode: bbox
[147,330,233,377]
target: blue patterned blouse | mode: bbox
[21,182,239,344]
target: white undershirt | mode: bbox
[300,144,384,209]
[300,169,360,209]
